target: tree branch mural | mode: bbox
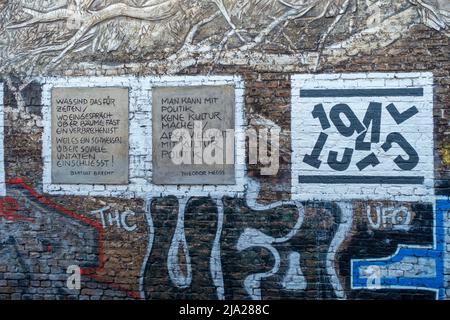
[0,0,448,77]
[411,0,449,36]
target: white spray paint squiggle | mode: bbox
[210,198,225,300]
[281,251,307,291]
[167,197,192,288]
[237,179,305,300]
[326,201,353,299]
[237,229,281,300]
[139,198,155,299]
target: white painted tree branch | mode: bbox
[322,6,419,65]
[313,0,351,70]
[93,2,176,22]
[240,6,313,51]
[70,5,416,75]
[182,11,221,48]
[5,0,447,76]
[7,8,71,29]
[211,0,245,42]
[11,1,177,69]
[410,0,450,31]
[5,76,37,113]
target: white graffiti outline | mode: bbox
[139,198,155,299]
[210,198,225,300]
[236,179,305,300]
[237,229,281,300]
[326,201,353,299]
[281,251,306,291]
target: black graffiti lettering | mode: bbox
[355,102,382,151]
[327,148,354,171]
[330,104,365,137]
[386,103,419,125]
[356,153,381,171]
[307,101,420,173]
[381,132,419,170]
[303,132,328,169]
[312,103,331,130]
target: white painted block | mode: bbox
[291,72,434,201]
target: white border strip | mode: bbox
[0,83,5,197]
[41,76,246,198]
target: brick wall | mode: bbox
[0,2,449,300]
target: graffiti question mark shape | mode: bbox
[236,228,280,300]
[381,132,419,170]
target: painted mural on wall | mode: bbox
[0,0,449,79]
[0,178,445,299]
[0,0,448,302]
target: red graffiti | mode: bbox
[4,177,141,300]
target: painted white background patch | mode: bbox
[291,73,434,201]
